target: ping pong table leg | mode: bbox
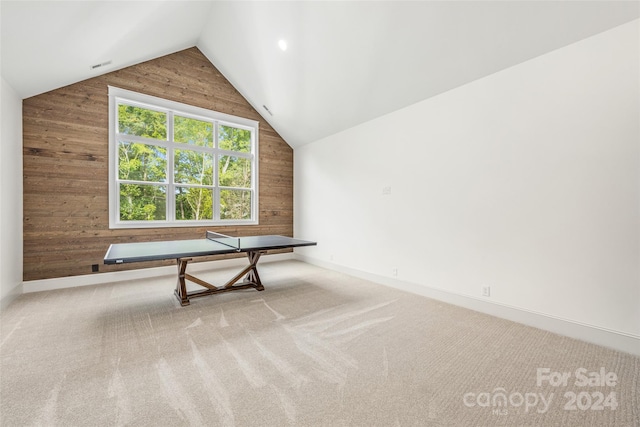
[175,258,191,306]
[173,251,266,306]
[243,251,264,290]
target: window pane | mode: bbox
[118,142,166,182]
[119,184,166,220]
[118,105,167,139]
[219,156,251,188]
[174,116,213,147]
[175,187,213,220]
[220,189,252,220]
[219,125,251,152]
[175,149,213,185]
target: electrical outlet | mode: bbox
[392,268,398,277]
[482,286,491,297]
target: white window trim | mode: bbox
[108,86,259,229]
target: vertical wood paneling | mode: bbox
[23,47,293,281]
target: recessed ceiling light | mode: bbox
[278,40,287,51]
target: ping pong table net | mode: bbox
[206,231,242,251]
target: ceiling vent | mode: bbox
[90,60,112,70]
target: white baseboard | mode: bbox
[22,253,295,294]
[295,254,640,357]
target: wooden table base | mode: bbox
[174,251,264,306]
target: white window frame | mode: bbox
[108,86,259,229]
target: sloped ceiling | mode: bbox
[2,1,638,147]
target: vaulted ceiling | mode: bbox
[2,1,638,147]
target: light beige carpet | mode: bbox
[1,260,638,426]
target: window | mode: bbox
[108,87,258,228]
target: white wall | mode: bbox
[0,76,24,309]
[295,20,639,352]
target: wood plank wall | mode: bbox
[22,47,294,281]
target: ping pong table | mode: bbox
[104,232,316,306]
